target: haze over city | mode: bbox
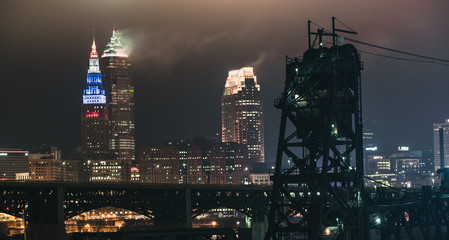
[2,0,449,165]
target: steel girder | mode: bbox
[366,188,449,240]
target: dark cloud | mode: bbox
[1,0,449,162]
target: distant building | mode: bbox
[29,157,62,181]
[62,160,81,182]
[364,146,432,188]
[139,139,250,184]
[139,146,180,184]
[221,67,264,168]
[81,37,110,161]
[0,149,29,180]
[79,30,135,182]
[15,172,29,181]
[363,120,376,148]
[365,155,390,175]
[433,119,449,171]
[420,149,435,173]
[25,146,63,181]
[390,152,421,187]
[29,144,61,160]
[130,167,140,182]
[363,120,377,175]
[88,160,130,182]
[249,173,272,185]
[101,30,135,163]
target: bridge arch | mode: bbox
[193,205,254,221]
[193,206,251,229]
[65,206,154,233]
[0,209,24,219]
[65,204,155,220]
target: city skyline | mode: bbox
[2,1,449,166]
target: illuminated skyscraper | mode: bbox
[101,30,135,162]
[221,67,265,167]
[81,37,109,161]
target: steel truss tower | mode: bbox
[266,19,365,240]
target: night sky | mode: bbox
[2,0,449,164]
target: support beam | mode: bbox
[185,188,192,229]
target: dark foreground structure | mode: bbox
[0,182,270,240]
[265,18,449,240]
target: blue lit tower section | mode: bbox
[101,30,135,162]
[81,38,110,161]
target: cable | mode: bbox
[310,19,449,66]
[334,17,357,33]
[344,36,449,63]
[360,50,449,67]
[309,21,331,33]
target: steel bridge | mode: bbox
[0,182,271,240]
[2,182,449,239]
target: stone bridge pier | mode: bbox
[22,187,65,240]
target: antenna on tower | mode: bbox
[112,21,116,33]
[92,26,96,41]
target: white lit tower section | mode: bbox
[101,30,135,162]
[81,38,109,161]
[221,67,265,167]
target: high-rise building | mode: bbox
[101,30,135,162]
[81,37,109,161]
[433,119,449,171]
[0,149,29,180]
[221,67,264,167]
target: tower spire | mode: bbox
[102,25,128,58]
[90,27,98,59]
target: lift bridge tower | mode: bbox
[265,18,365,240]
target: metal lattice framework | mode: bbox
[365,187,449,240]
[265,42,365,240]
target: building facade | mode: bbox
[138,139,250,184]
[249,173,272,185]
[29,157,62,181]
[101,30,135,162]
[221,67,264,167]
[433,119,449,171]
[0,149,29,180]
[62,160,81,182]
[81,38,109,161]
[88,160,130,182]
